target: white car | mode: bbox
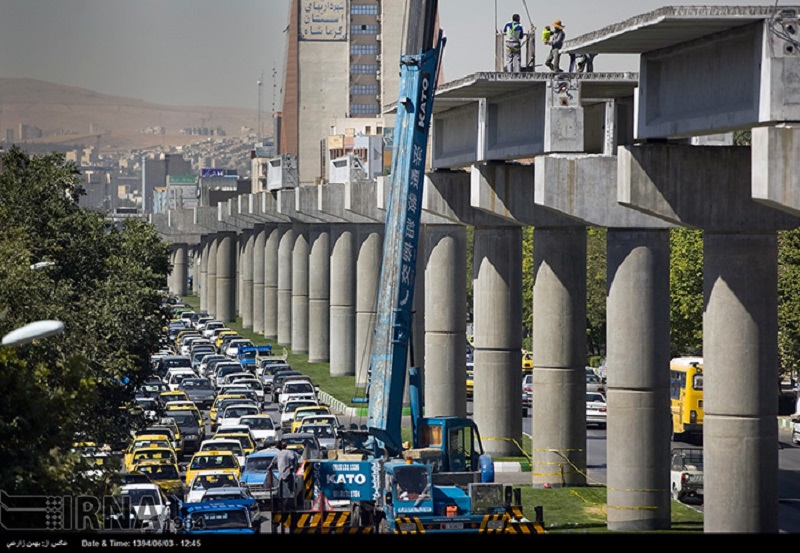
[586,392,607,428]
[202,322,227,338]
[116,483,171,532]
[280,399,320,429]
[230,378,264,402]
[239,414,281,448]
[198,438,246,469]
[670,448,703,504]
[165,368,197,391]
[185,471,242,503]
[278,380,317,407]
[225,339,254,359]
[218,404,261,429]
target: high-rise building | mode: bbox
[280,0,423,185]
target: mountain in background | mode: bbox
[0,77,269,152]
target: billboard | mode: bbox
[300,0,347,41]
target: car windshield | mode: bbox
[182,379,213,390]
[163,358,191,368]
[225,407,258,419]
[303,425,334,439]
[168,412,198,427]
[120,488,160,506]
[241,417,273,430]
[218,435,253,450]
[296,408,327,420]
[244,456,276,473]
[133,450,174,463]
[190,454,237,470]
[191,473,238,490]
[286,402,316,413]
[284,382,313,394]
[131,440,169,451]
[202,442,243,456]
[138,464,179,480]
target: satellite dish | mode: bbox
[2,320,65,347]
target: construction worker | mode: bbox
[503,14,525,73]
[545,19,565,72]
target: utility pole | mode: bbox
[257,72,264,146]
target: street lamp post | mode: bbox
[2,320,64,347]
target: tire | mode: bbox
[793,432,799,445]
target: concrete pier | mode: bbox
[291,224,310,354]
[252,225,267,334]
[356,225,383,388]
[215,232,237,323]
[308,225,331,363]
[330,225,356,377]
[277,227,294,346]
[264,226,281,340]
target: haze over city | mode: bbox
[0,0,780,111]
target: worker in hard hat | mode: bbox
[544,19,565,72]
[503,13,525,73]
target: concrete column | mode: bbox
[215,232,237,323]
[472,226,522,457]
[356,225,383,387]
[704,232,779,533]
[252,225,267,334]
[292,224,310,354]
[236,234,243,316]
[424,225,467,418]
[532,227,587,487]
[330,225,356,377]
[264,226,281,340]
[241,230,254,329]
[170,244,188,297]
[606,229,671,531]
[206,236,218,319]
[199,238,209,313]
[277,226,294,346]
[309,225,331,363]
[191,248,200,296]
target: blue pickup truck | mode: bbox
[176,498,261,534]
[237,345,272,371]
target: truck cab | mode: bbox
[412,417,491,485]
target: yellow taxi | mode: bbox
[290,405,332,433]
[126,446,178,473]
[212,431,255,457]
[466,366,474,400]
[133,459,185,497]
[165,402,204,426]
[184,450,242,485]
[522,351,533,372]
[209,394,248,429]
[174,329,201,349]
[123,435,174,471]
[158,390,190,406]
[214,330,240,350]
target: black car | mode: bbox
[166,410,204,455]
[155,356,192,379]
[179,378,217,410]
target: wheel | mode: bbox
[671,484,680,501]
[793,431,799,445]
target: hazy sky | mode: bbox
[0,0,782,110]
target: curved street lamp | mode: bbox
[2,320,65,347]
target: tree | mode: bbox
[669,228,704,356]
[0,146,171,495]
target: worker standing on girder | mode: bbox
[503,13,525,73]
[545,19,565,72]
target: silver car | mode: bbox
[586,392,607,428]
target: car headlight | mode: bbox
[184,434,198,440]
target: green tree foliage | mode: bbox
[779,228,800,378]
[521,227,533,351]
[586,228,607,360]
[669,228,704,356]
[0,146,171,495]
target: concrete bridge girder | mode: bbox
[618,143,800,232]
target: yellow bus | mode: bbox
[669,357,704,439]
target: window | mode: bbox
[351,64,378,74]
[351,44,379,55]
[351,104,379,115]
[352,24,379,35]
[351,4,379,15]
[351,84,379,95]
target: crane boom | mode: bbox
[366,2,445,457]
